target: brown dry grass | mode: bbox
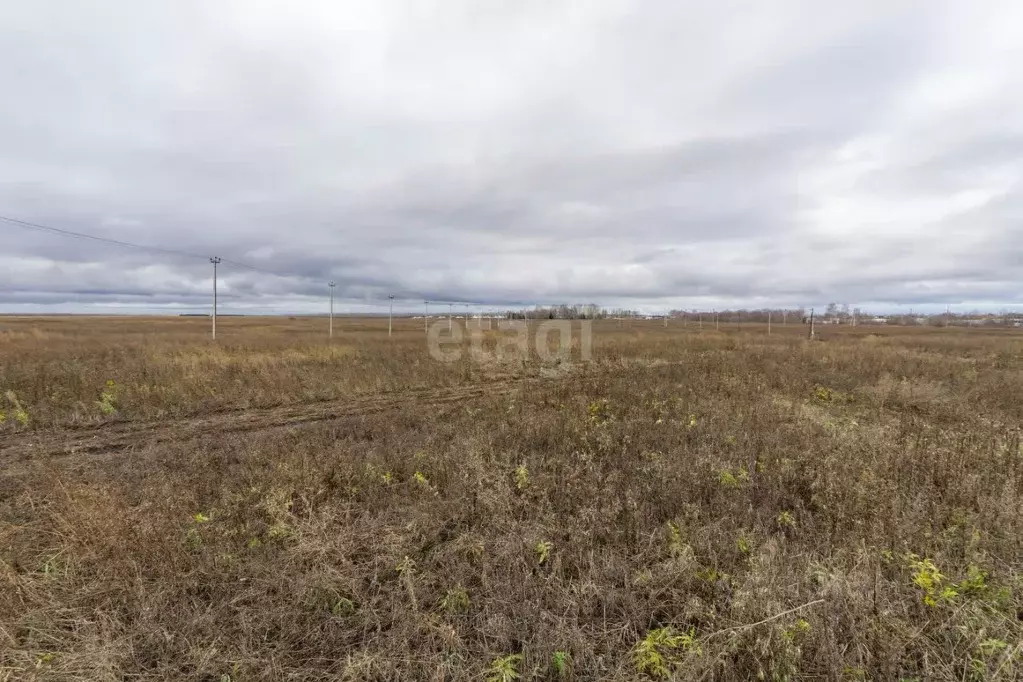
[1,316,1021,680]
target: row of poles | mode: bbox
[210,256,476,340]
[209,257,813,341]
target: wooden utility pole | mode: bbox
[209,257,221,340]
[328,281,336,338]
[388,295,394,337]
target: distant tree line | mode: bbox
[504,304,614,320]
[498,304,1022,328]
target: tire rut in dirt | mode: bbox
[0,378,533,464]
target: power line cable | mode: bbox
[217,256,294,279]
[0,214,206,260]
[0,214,297,279]
[0,214,542,308]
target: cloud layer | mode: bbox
[2,1,1021,313]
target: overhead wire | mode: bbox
[0,213,535,310]
[0,213,207,260]
[0,213,296,279]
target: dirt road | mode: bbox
[0,376,537,470]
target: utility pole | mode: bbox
[768,310,772,336]
[465,303,469,326]
[209,257,221,340]
[448,303,453,332]
[424,301,429,334]
[714,310,719,331]
[809,308,816,340]
[328,281,336,339]
[388,295,395,337]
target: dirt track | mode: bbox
[0,376,536,469]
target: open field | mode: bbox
[1,316,1022,680]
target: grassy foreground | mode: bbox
[1,317,1021,680]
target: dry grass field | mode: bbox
[1,316,1021,681]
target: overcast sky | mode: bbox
[1,1,1021,314]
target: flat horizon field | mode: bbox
[1,317,1021,681]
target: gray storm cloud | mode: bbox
[1,0,1021,314]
